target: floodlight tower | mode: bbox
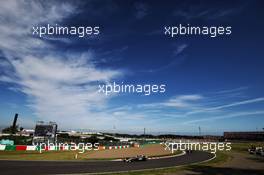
[12,113,18,134]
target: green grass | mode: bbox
[108,167,184,175]
[201,151,231,166]
[107,142,264,175]
[230,142,264,153]
[0,150,95,160]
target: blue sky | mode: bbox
[0,0,264,135]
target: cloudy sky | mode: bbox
[0,0,264,135]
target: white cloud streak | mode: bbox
[184,111,264,124]
[186,97,264,116]
[140,94,203,109]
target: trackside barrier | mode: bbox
[5,145,16,151]
[134,144,140,148]
[98,146,106,150]
[16,145,27,151]
[107,145,130,150]
[0,144,6,150]
[0,144,134,151]
[26,145,37,151]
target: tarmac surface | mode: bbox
[0,151,214,175]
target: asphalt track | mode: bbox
[0,151,214,175]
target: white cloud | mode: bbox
[141,94,203,109]
[0,1,77,57]
[0,1,123,129]
[134,2,148,19]
[163,94,203,108]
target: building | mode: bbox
[224,131,264,141]
[19,129,35,136]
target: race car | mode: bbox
[123,155,148,162]
[255,147,264,157]
[185,148,193,154]
[248,146,256,154]
[248,146,264,157]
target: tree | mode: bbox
[2,125,19,134]
[84,135,99,144]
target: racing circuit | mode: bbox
[0,151,215,175]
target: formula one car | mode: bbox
[123,155,148,162]
[255,147,264,157]
[248,146,264,157]
[248,146,256,154]
[185,149,193,154]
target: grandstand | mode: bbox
[32,121,57,144]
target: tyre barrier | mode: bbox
[107,145,130,150]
